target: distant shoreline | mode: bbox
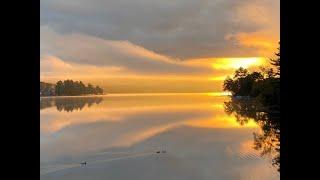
[40,92,231,98]
[40,94,106,98]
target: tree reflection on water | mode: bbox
[224,98,280,172]
[40,96,103,112]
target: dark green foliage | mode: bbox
[223,44,280,109]
[234,67,248,78]
[41,79,104,96]
[40,82,55,96]
[223,69,264,96]
[270,44,280,77]
[255,78,280,107]
[54,80,104,96]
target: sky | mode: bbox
[40,0,279,93]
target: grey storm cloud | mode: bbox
[41,0,279,59]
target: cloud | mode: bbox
[225,30,279,57]
[41,0,279,59]
[40,55,125,79]
[40,0,279,92]
[40,26,267,93]
[41,26,213,76]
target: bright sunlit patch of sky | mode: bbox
[184,57,266,71]
[208,76,228,81]
[211,57,266,69]
[206,92,232,96]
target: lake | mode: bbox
[40,93,279,180]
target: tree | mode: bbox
[223,76,236,95]
[223,69,264,96]
[79,81,86,94]
[40,82,55,96]
[95,86,103,95]
[55,80,63,95]
[270,43,280,77]
[87,83,94,94]
[234,67,248,79]
[223,43,280,101]
[53,80,104,96]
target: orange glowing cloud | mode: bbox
[225,32,278,56]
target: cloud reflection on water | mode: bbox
[40,94,278,180]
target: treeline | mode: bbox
[40,80,104,96]
[223,44,280,108]
[55,80,103,96]
[40,82,55,96]
[223,44,280,172]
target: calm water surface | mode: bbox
[40,93,279,180]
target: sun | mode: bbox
[212,57,265,69]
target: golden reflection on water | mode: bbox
[185,117,258,129]
[40,93,258,134]
[40,93,278,180]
